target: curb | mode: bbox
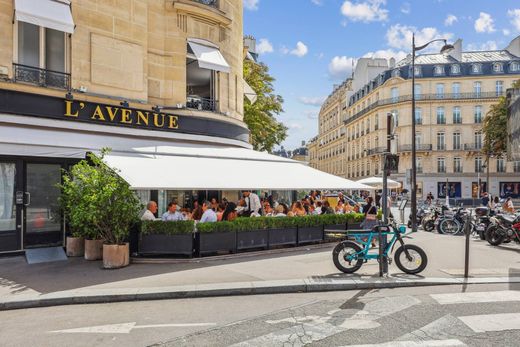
[2,276,520,311]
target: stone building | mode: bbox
[309,37,520,200]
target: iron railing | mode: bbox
[186,96,218,112]
[464,143,483,151]
[398,144,432,152]
[191,0,219,8]
[13,63,70,90]
[345,91,505,126]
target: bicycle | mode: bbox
[332,220,428,275]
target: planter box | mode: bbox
[268,228,297,247]
[297,226,324,245]
[139,233,193,256]
[324,224,347,231]
[237,229,268,251]
[197,231,236,256]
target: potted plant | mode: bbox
[140,220,195,256]
[296,215,324,245]
[265,217,297,247]
[65,231,84,257]
[59,149,142,269]
[196,221,237,256]
[235,217,269,251]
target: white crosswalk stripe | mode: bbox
[430,290,520,305]
[339,339,466,347]
[458,313,520,333]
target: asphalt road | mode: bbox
[1,283,519,347]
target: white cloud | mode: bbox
[311,0,323,5]
[299,96,327,106]
[508,9,520,31]
[328,56,356,80]
[303,110,320,119]
[503,29,511,36]
[400,2,411,14]
[386,24,453,51]
[466,40,498,51]
[474,12,495,33]
[362,49,408,64]
[444,14,457,26]
[340,0,388,23]
[243,0,259,11]
[290,41,309,57]
[288,122,304,130]
[257,38,273,54]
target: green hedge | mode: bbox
[141,220,195,235]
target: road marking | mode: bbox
[398,314,465,342]
[49,322,216,334]
[459,313,520,333]
[430,291,520,305]
[339,340,465,347]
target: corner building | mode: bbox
[309,37,520,201]
[0,0,251,253]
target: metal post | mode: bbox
[411,34,418,234]
[379,113,392,276]
[464,211,472,278]
[486,154,490,196]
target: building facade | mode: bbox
[0,0,250,253]
[309,37,520,200]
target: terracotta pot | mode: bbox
[102,243,130,269]
[66,236,84,257]
[84,239,104,261]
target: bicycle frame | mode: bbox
[346,224,408,261]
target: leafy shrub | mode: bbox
[141,220,195,235]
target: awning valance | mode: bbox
[103,146,371,191]
[15,0,75,34]
[188,38,230,73]
[243,79,257,104]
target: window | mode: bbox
[392,69,400,77]
[514,161,520,173]
[471,64,482,74]
[437,106,445,124]
[438,158,446,173]
[434,65,445,76]
[451,64,461,74]
[511,62,520,72]
[415,132,422,146]
[474,131,482,149]
[18,22,40,67]
[497,159,505,173]
[374,114,379,130]
[493,63,503,73]
[436,83,445,98]
[475,157,483,173]
[415,107,422,124]
[496,81,504,96]
[473,81,481,97]
[391,87,399,102]
[452,82,461,97]
[414,84,422,100]
[417,157,423,173]
[453,132,461,150]
[392,109,399,127]
[414,66,421,76]
[474,105,482,123]
[453,106,461,124]
[437,132,445,150]
[454,157,462,173]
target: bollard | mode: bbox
[464,211,472,278]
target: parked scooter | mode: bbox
[407,204,430,229]
[472,207,494,240]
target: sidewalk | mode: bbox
[0,231,519,310]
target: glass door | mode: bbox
[0,161,21,252]
[24,163,63,248]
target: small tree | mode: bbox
[58,149,142,244]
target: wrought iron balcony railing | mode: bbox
[186,96,218,112]
[464,143,483,151]
[13,63,70,90]
[398,144,432,152]
[191,0,219,8]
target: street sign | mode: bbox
[384,154,399,173]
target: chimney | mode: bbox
[301,140,306,146]
[243,35,257,54]
[389,57,395,68]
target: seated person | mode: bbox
[161,202,185,221]
[141,201,158,221]
[222,202,238,221]
[200,200,217,223]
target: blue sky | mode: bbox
[243,0,520,150]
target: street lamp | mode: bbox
[411,35,453,232]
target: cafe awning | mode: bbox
[103,146,371,191]
[188,38,230,73]
[14,0,75,34]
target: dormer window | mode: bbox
[510,61,520,72]
[471,64,482,74]
[434,65,444,76]
[392,69,400,77]
[378,74,384,84]
[450,64,460,74]
[413,66,421,77]
[493,62,503,73]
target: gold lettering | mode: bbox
[136,111,149,126]
[120,108,132,124]
[153,113,165,127]
[168,115,179,129]
[64,100,84,117]
[91,105,106,121]
[105,106,120,122]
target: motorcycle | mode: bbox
[472,207,493,240]
[485,213,520,246]
[421,206,443,232]
[407,204,430,229]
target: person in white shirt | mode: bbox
[141,201,158,221]
[242,190,261,217]
[200,200,217,223]
[161,202,185,221]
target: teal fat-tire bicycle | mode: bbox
[332,221,428,275]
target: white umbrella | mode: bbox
[356,176,401,189]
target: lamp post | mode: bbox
[411,34,454,231]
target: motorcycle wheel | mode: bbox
[423,220,435,232]
[486,225,505,246]
[332,241,364,274]
[394,244,428,274]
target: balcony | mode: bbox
[191,0,218,7]
[367,147,386,155]
[13,63,70,90]
[436,144,446,151]
[464,143,483,151]
[186,96,218,112]
[398,144,432,152]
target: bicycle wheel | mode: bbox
[439,219,460,235]
[423,220,435,232]
[332,241,364,274]
[394,244,428,274]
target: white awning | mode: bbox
[243,79,257,104]
[103,146,371,191]
[188,38,230,73]
[15,0,75,34]
[357,176,402,189]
